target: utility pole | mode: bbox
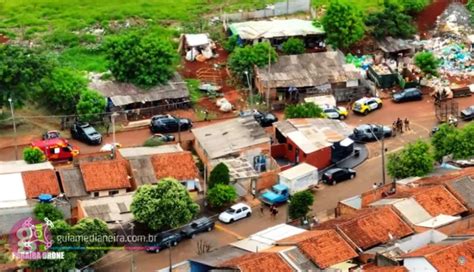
[244,71,253,109]
[266,46,271,110]
[130,223,136,272]
[381,129,386,185]
[8,98,18,160]
[168,241,173,272]
[111,112,119,159]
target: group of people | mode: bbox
[260,205,279,218]
[392,117,410,136]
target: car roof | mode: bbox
[191,217,211,224]
[325,168,344,174]
[230,203,248,209]
[355,97,376,103]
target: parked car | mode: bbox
[180,217,214,239]
[218,203,252,223]
[71,122,102,145]
[349,124,392,142]
[150,114,192,133]
[322,105,348,120]
[322,168,356,185]
[392,88,423,103]
[42,130,61,140]
[146,232,183,253]
[352,97,382,115]
[254,111,278,127]
[149,133,175,142]
[461,105,474,121]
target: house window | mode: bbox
[109,190,119,196]
[93,192,99,197]
[288,144,293,151]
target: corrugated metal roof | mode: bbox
[451,176,474,208]
[58,168,88,197]
[393,198,433,225]
[119,145,183,158]
[184,33,210,47]
[230,19,324,40]
[416,214,461,228]
[279,163,317,180]
[0,173,26,202]
[288,131,319,153]
[80,193,134,224]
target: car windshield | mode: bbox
[83,126,97,135]
[225,208,236,213]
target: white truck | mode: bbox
[278,163,319,195]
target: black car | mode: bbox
[392,88,423,103]
[349,124,392,142]
[180,217,214,239]
[322,168,356,185]
[71,122,102,145]
[146,232,183,253]
[461,105,474,121]
[150,114,192,133]
[149,133,175,142]
[254,111,278,127]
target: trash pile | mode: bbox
[435,3,471,38]
[345,54,373,70]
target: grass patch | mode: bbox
[185,79,204,103]
[313,0,386,13]
[58,47,108,72]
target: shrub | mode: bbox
[208,162,230,189]
[282,38,305,55]
[207,184,238,208]
[23,147,46,164]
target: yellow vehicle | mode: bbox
[322,105,348,120]
[352,97,383,115]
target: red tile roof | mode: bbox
[281,230,358,269]
[361,264,408,272]
[21,169,60,198]
[221,252,292,272]
[317,207,413,250]
[80,160,131,192]
[403,239,474,271]
[151,151,198,181]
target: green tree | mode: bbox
[414,51,440,77]
[289,191,314,220]
[321,0,365,49]
[131,178,199,230]
[208,162,230,189]
[431,123,474,160]
[206,184,238,208]
[468,0,474,26]
[282,38,305,55]
[104,32,178,86]
[73,218,112,268]
[227,42,277,81]
[23,147,46,164]
[224,35,239,53]
[76,89,107,122]
[399,0,430,14]
[39,68,88,114]
[387,140,434,179]
[0,45,55,108]
[366,0,416,39]
[284,103,324,119]
[34,203,64,222]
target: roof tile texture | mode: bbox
[21,169,60,198]
[151,151,198,181]
[80,160,131,192]
[222,252,292,272]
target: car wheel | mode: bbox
[155,248,160,253]
[332,180,337,186]
[364,110,369,116]
[340,115,346,120]
[173,241,178,246]
[350,174,355,179]
[191,234,196,239]
[229,218,234,223]
[246,212,251,218]
[378,103,383,109]
[207,227,212,232]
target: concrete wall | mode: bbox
[336,202,359,217]
[271,143,287,158]
[89,188,127,198]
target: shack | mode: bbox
[255,51,370,108]
[227,19,325,49]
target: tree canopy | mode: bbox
[23,147,46,164]
[73,218,113,268]
[208,162,230,189]
[387,140,434,179]
[284,103,324,119]
[0,45,55,108]
[207,184,238,208]
[431,123,474,161]
[76,89,107,122]
[39,68,88,114]
[414,51,440,76]
[282,38,305,55]
[104,32,178,87]
[227,42,277,82]
[131,178,199,230]
[34,203,64,222]
[289,190,314,220]
[366,0,416,39]
[321,0,365,49]
[400,0,430,14]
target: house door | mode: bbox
[295,148,300,164]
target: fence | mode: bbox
[222,0,312,22]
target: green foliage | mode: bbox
[39,68,88,114]
[282,38,305,55]
[431,123,474,160]
[104,32,178,86]
[143,137,163,147]
[399,0,430,13]
[45,29,80,48]
[289,191,314,220]
[0,45,55,107]
[387,140,434,179]
[23,147,46,164]
[227,42,277,82]
[186,79,203,103]
[73,218,113,268]
[58,47,108,72]
[208,163,230,189]
[284,103,325,119]
[366,0,416,39]
[206,184,238,208]
[467,0,474,25]
[76,89,107,122]
[414,51,440,76]
[224,35,239,53]
[34,203,64,222]
[321,0,365,49]
[131,178,199,230]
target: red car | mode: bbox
[31,138,79,161]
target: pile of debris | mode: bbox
[435,2,471,37]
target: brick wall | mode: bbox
[256,170,278,191]
[336,202,359,217]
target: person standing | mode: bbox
[392,121,397,137]
[404,118,410,131]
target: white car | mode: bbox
[218,203,252,223]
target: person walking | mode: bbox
[392,121,397,137]
[404,118,410,131]
[397,118,403,134]
[260,206,265,216]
